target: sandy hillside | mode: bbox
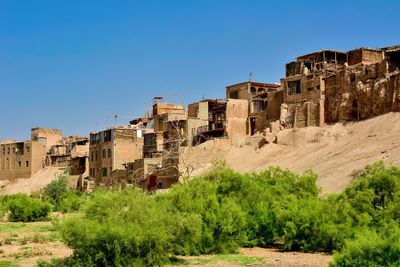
[184,112,400,194]
[0,167,62,195]
[1,113,400,196]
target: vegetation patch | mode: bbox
[0,261,19,267]
[4,161,400,266]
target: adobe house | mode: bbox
[0,128,63,180]
[47,136,89,175]
[129,101,188,190]
[280,46,400,128]
[124,158,160,188]
[31,127,63,150]
[189,98,249,146]
[89,127,143,185]
[143,102,187,158]
[189,99,227,144]
[226,81,282,135]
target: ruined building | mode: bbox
[226,81,282,135]
[47,136,89,175]
[281,46,400,128]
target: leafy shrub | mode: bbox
[43,173,68,208]
[59,189,173,267]
[56,161,400,266]
[58,191,88,213]
[331,224,400,267]
[161,177,247,255]
[0,196,11,219]
[8,194,52,222]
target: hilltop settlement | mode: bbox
[2,45,400,192]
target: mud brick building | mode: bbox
[226,81,282,135]
[0,128,63,180]
[47,136,89,175]
[89,127,143,185]
[280,46,400,128]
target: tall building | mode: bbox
[0,128,63,180]
[89,127,143,185]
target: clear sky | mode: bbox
[1,0,399,140]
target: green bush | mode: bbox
[8,194,52,222]
[56,161,400,266]
[59,189,173,267]
[0,195,12,219]
[58,191,88,213]
[331,225,400,267]
[43,173,68,208]
[161,177,247,255]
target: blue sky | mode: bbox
[1,0,399,140]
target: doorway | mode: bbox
[250,118,256,135]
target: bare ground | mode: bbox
[0,167,62,195]
[0,222,71,267]
[171,247,332,267]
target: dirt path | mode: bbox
[241,247,332,267]
[171,247,332,267]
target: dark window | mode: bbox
[350,73,356,82]
[287,80,301,95]
[304,60,313,71]
[102,168,108,177]
[18,161,21,167]
[157,182,163,189]
[102,149,106,158]
[26,146,30,153]
[104,130,112,142]
[308,87,313,92]
[230,90,239,99]
[26,161,29,167]
[107,149,112,158]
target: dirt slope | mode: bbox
[184,112,400,194]
[0,167,62,195]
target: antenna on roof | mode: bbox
[247,72,253,94]
[153,96,163,105]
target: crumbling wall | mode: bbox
[282,60,400,127]
[325,61,400,123]
[225,99,249,146]
[267,90,284,120]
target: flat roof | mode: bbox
[347,47,382,53]
[198,98,226,103]
[382,45,400,52]
[297,49,347,60]
[226,81,280,88]
[90,126,136,134]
